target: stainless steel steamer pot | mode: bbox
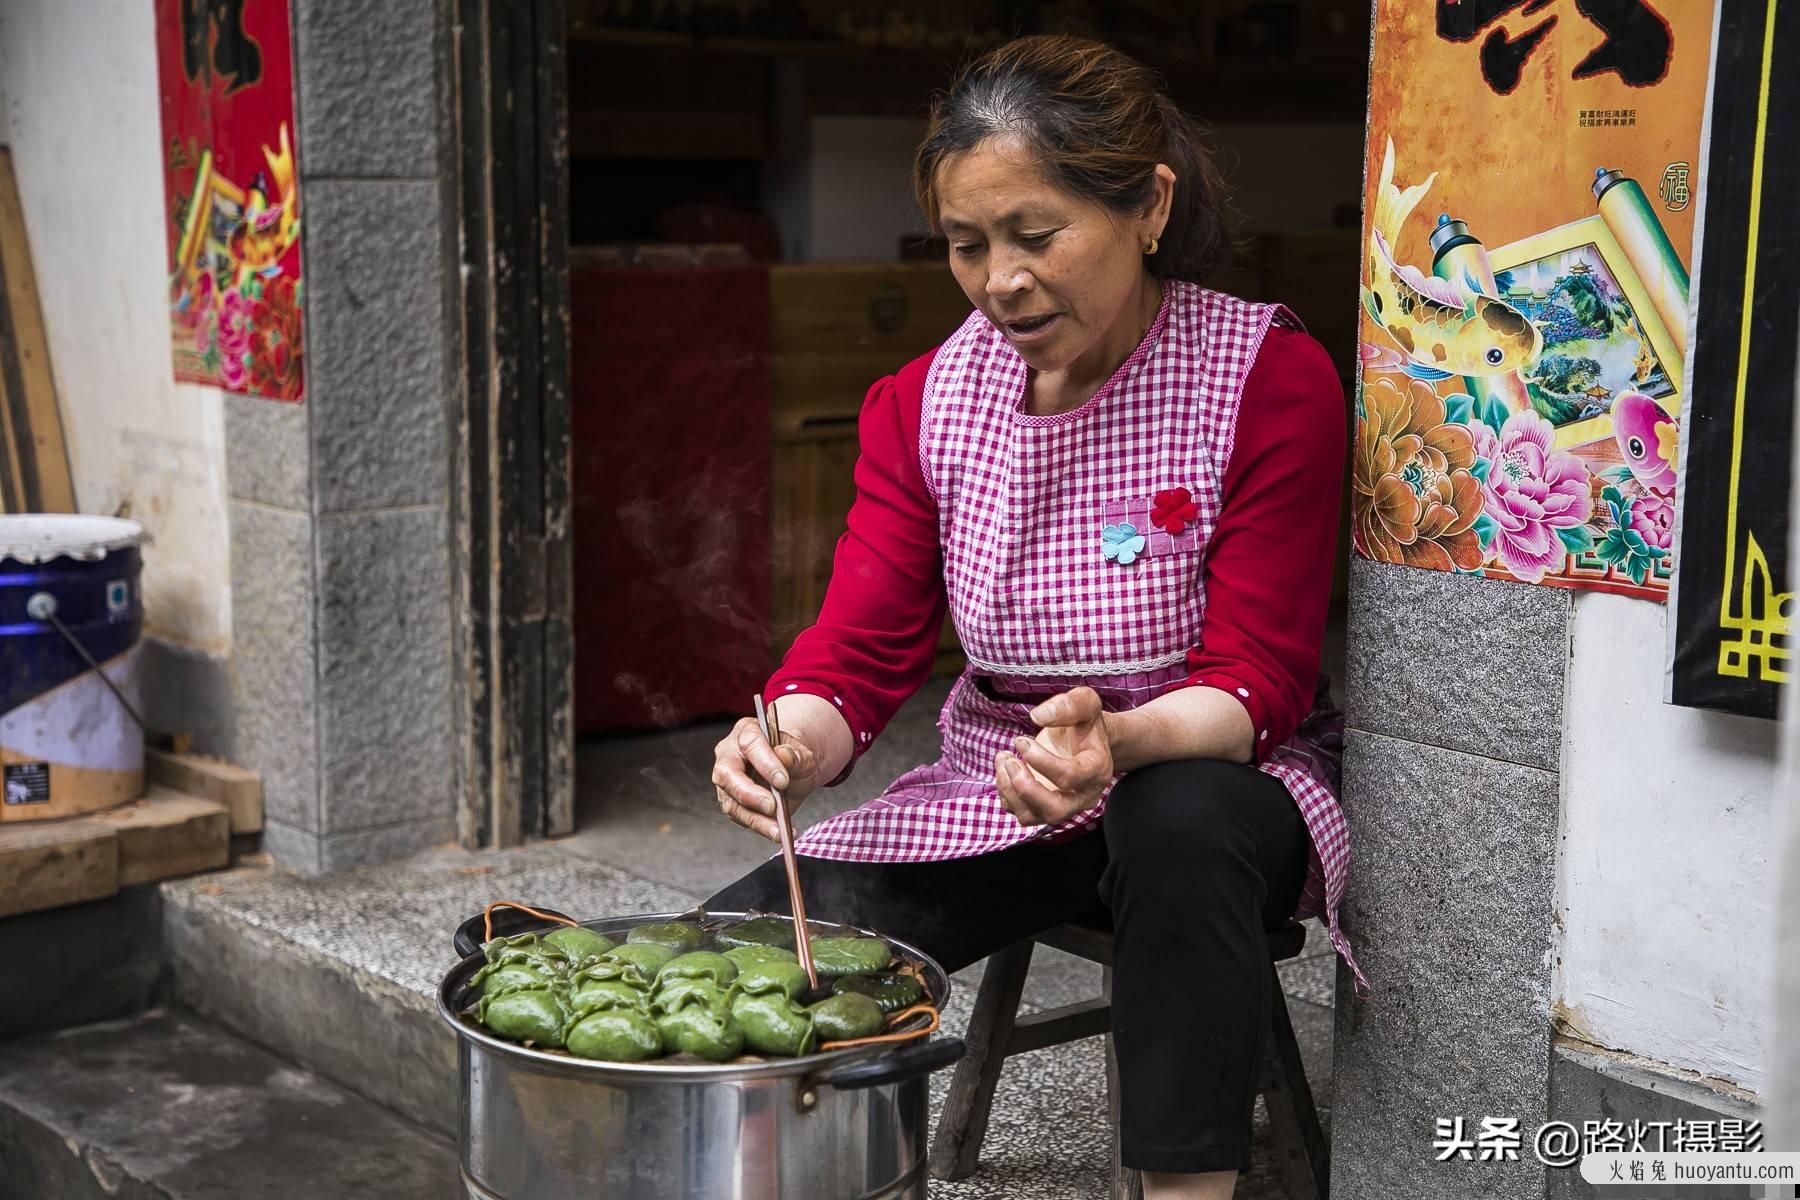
[438,909,965,1200]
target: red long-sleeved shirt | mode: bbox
[768,325,1345,783]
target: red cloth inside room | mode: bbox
[570,263,773,732]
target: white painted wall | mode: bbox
[0,0,232,654]
[1558,590,1776,1093]
[1771,347,1800,1145]
[799,116,1364,262]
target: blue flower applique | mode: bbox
[1100,521,1147,565]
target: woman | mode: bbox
[708,35,1363,1200]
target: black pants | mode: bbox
[704,758,1311,1174]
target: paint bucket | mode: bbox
[1,515,148,822]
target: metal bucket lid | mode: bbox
[0,514,148,564]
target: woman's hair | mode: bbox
[913,34,1233,283]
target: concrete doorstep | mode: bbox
[0,1009,454,1200]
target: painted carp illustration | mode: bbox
[1363,137,1541,382]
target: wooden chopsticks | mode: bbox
[754,693,819,991]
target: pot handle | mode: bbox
[820,1035,965,1091]
[452,902,577,959]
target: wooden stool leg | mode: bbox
[929,940,1035,1181]
[1260,962,1329,1200]
[1105,966,1143,1200]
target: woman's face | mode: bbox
[935,136,1171,376]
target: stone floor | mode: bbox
[566,672,1342,1200]
[0,1009,457,1198]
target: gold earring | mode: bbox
[1144,235,1159,255]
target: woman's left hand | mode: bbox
[995,686,1116,827]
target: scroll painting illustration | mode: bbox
[1354,2,1713,601]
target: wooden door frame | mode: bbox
[449,0,573,847]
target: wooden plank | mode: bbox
[1036,922,1116,966]
[451,0,498,849]
[928,940,1034,1181]
[1004,998,1112,1056]
[769,263,970,367]
[0,817,118,919]
[768,424,861,656]
[1261,961,1331,1199]
[500,0,545,844]
[537,0,575,840]
[0,145,75,513]
[99,787,229,887]
[144,749,263,834]
[1103,965,1143,1200]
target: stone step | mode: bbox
[0,1008,455,1200]
[159,842,693,1135]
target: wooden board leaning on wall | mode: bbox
[0,146,74,515]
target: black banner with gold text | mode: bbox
[1668,0,1797,719]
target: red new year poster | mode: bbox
[156,0,303,401]
[1354,2,1714,601]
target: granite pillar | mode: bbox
[1330,557,1572,1199]
[224,0,459,872]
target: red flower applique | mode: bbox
[1151,487,1199,535]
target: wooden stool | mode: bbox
[928,919,1329,1200]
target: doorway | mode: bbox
[458,2,1370,849]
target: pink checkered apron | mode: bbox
[794,281,1365,992]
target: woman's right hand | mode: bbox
[712,716,821,842]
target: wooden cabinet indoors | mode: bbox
[767,263,969,671]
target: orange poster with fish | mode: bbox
[1354,1,1712,600]
[156,0,303,401]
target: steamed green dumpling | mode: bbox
[722,944,797,971]
[651,976,729,1015]
[714,916,799,950]
[626,922,703,954]
[605,943,678,976]
[471,936,570,996]
[807,937,892,977]
[656,951,738,987]
[569,960,651,1015]
[478,984,569,1048]
[571,980,648,1016]
[471,958,560,998]
[830,971,925,1014]
[482,931,564,957]
[654,992,743,1062]
[565,1008,662,1061]
[732,990,817,1057]
[809,991,886,1042]
[733,960,809,1002]
[480,932,571,968]
[544,926,615,961]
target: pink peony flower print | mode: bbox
[1470,410,1593,584]
[1630,489,1675,551]
[216,287,255,390]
